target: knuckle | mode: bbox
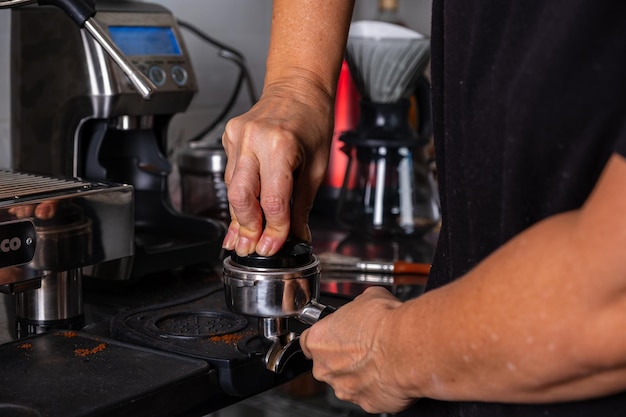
[333,389,354,404]
[310,363,331,385]
[360,402,378,414]
[227,188,253,211]
[260,194,288,217]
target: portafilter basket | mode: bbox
[222,240,335,372]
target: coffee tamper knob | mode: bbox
[229,239,314,269]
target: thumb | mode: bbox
[299,328,312,359]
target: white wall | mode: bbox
[147,0,273,151]
[354,0,432,35]
[156,0,432,152]
[0,0,431,168]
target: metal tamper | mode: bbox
[222,239,335,372]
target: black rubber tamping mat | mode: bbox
[110,286,289,397]
[0,331,213,417]
[110,286,346,397]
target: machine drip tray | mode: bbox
[110,287,313,397]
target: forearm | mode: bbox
[392,155,626,403]
[265,0,354,102]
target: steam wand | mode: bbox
[0,0,156,99]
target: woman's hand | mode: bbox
[221,79,334,256]
[220,0,353,256]
[300,286,417,414]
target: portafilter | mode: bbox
[222,240,335,373]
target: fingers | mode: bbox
[7,201,58,220]
[221,85,334,257]
[300,328,312,359]
[222,116,297,256]
[290,167,317,243]
[8,205,35,219]
[255,142,296,255]
[224,151,264,256]
[297,288,410,414]
[34,200,58,220]
[300,319,380,412]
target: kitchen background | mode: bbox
[0,0,431,169]
[0,3,432,415]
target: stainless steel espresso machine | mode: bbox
[0,170,133,337]
[10,1,225,282]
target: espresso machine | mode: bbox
[0,2,353,411]
[0,170,133,337]
[10,0,226,282]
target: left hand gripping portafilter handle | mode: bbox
[37,0,156,99]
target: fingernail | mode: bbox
[256,236,273,256]
[235,236,253,256]
[222,229,236,249]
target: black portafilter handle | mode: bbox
[38,0,95,27]
[320,304,337,319]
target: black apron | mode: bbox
[405,1,626,415]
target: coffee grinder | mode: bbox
[336,20,439,262]
[10,0,226,281]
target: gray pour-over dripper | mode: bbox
[345,20,431,103]
[336,21,440,256]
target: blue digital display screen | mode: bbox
[108,26,181,56]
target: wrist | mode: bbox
[384,299,431,400]
[263,72,336,110]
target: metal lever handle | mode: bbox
[265,337,303,374]
[83,18,156,99]
[298,300,337,325]
[264,301,336,373]
[0,0,36,7]
[0,0,156,99]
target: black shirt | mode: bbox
[408,1,626,416]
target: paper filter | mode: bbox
[345,20,431,103]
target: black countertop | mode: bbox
[0,215,436,417]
